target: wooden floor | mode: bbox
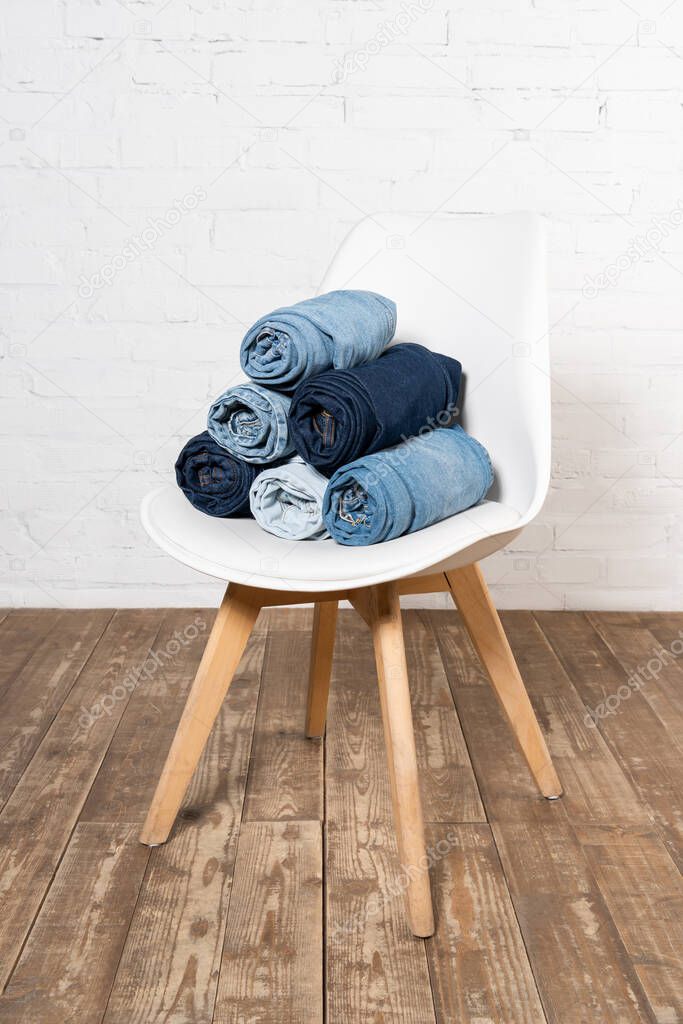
[0,606,681,1023]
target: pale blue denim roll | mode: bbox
[207,383,294,464]
[322,424,493,546]
[240,290,396,392]
[250,457,329,540]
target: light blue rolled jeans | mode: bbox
[207,382,294,463]
[322,424,493,545]
[240,290,396,392]
[249,457,329,540]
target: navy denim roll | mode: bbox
[175,431,268,518]
[288,343,462,477]
[240,289,396,392]
[322,424,493,545]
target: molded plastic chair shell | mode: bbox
[141,212,550,592]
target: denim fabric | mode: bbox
[289,343,462,477]
[249,456,329,540]
[322,424,493,545]
[207,382,294,463]
[240,290,396,392]
[175,431,268,518]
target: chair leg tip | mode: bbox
[410,918,435,939]
[544,790,563,801]
[139,825,170,846]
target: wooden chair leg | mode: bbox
[362,582,435,938]
[445,563,562,799]
[140,583,261,846]
[305,601,338,738]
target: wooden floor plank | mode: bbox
[0,609,163,990]
[575,825,683,1024]
[80,609,213,824]
[536,611,683,869]
[0,823,149,1023]
[326,622,436,1024]
[0,609,64,698]
[588,611,683,750]
[103,621,266,1024]
[212,820,323,1024]
[243,623,323,821]
[0,609,112,809]
[429,610,662,1024]
[491,822,659,1024]
[404,612,485,823]
[425,823,546,1024]
[428,612,568,824]
[0,606,681,1024]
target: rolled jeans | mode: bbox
[322,424,493,545]
[240,289,396,392]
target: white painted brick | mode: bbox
[607,557,680,588]
[326,7,448,47]
[471,53,598,90]
[537,556,603,584]
[309,132,430,173]
[597,49,683,91]
[458,12,574,47]
[555,520,668,552]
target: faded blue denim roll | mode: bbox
[175,431,269,518]
[322,425,493,546]
[240,289,396,392]
[289,343,462,477]
[207,382,294,463]
[249,457,329,540]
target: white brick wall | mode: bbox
[1,0,682,610]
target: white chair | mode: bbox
[139,212,562,938]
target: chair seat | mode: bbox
[141,485,522,592]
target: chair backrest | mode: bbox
[319,212,550,524]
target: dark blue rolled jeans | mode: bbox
[175,431,274,518]
[288,343,462,477]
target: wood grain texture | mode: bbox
[492,820,659,1024]
[403,611,485,824]
[0,608,112,808]
[366,583,434,937]
[426,823,546,1024]
[141,585,260,846]
[325,624,436,1022]
[576,825,683,1024]
[0,823,149,1024]
[536,611,683,866]
[0,609,163,990]
[103,631,266,1024]
[213,820,323,1024]
[430,613,563,824]
[305,601,338,738]
[0,609,64,699]
[588,611,683,752]
[243,624,323,822]
[81,609,211,823]
[0,607,681,1024]
[445,566,561,798]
